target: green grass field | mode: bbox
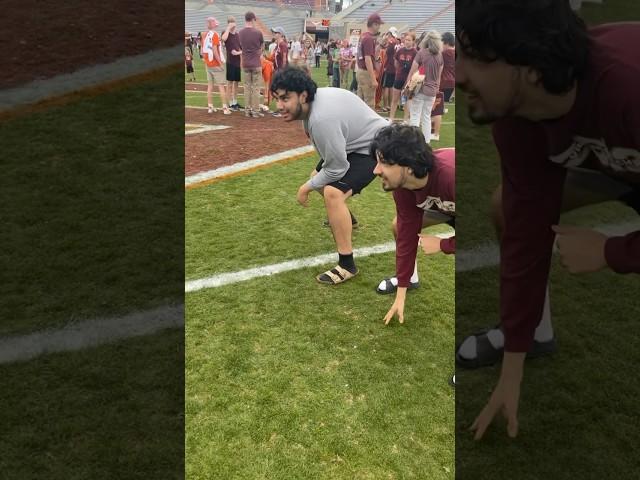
[455,2,640,477]
[1,72,184,337]
[185,67,457,478]
[1,69,185,478]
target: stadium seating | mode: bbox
[185,2,307,39]
[331,0,454,36]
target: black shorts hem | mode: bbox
[315,152,377,196]
[226,64,241,82]
[382,72,396,89]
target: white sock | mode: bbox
[410,262,419,284]
[533,286,554,342]
[458,285,553,360]
[232,97,237,105]
[377,277,399,291]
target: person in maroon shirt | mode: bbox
[430,31,455,141]
[356,13,384,108]
[371,124,455,324]
[456,1,640,440]
[271,27,288,72]
[389,32,417,122]
[222,16,242,111]
[381,27,400,112]
[238,11,264,118]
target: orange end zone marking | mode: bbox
[1,63,181,122]
[185,152,311,190]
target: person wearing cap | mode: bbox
[238,11,264,118]
[381,27,400,114]
[271,27,288,73]
[356,13,384,109]
[222,16,243,111]
[371,124,455,323]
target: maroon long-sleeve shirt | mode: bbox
[494,23,640,352]
[394,148,455,287]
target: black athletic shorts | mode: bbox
[315,152,377,195]
[382,72,396,89]
[443,88,454,102]
[226,63,241,82]
[393,77,406,91]
[565,167,640,215]
[618,187,640,214]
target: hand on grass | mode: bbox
[552,225,608,273]
[418,234,442,255]
[471,352,525,440]
[383,288,407,325]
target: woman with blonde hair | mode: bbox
[403,30,443,142]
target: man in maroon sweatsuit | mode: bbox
[456,1,640,440]
[371,124,455,325]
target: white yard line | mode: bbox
[187,219,640,291]
[1,45,183,112]
[185,232,455,292]
[185,124,231,135]
[0,305,183,364]
[2,220,636,363]
[185,145,315,186]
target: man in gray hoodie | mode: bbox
[271,66,389,285]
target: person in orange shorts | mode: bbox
[260,53,275,114]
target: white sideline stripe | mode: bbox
[186,219,640,292]
[185,91,245,96]
[0,45,183,112]
[185,145,316,186]
[0,305,183,365]
[185,232,455,292]
[185,124,231,135]
[456,219,640,272]
[2,220,635,363]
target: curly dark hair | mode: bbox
[270,66,318,102]
[456,0,590,94]
[370,124,434,179]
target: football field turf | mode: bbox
[455,2,640,475]
[1,69,184,478]
[185,77,457,478]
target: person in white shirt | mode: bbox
[290,36,302,65]
[314,42,323,68]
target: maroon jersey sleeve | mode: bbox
[393,189,424,287]
[603,76,640,273]
[440,237,455,254]
[494,120,567,352]
[605,232,640,273]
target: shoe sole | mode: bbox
[455,338,558,369]
[376,282,420,295]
